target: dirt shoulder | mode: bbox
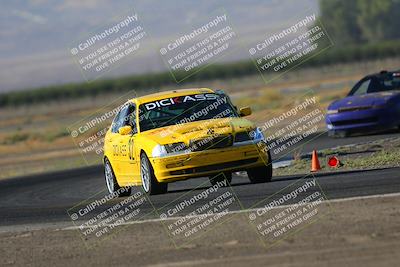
[1,194,400,267]
[275,136,400,176]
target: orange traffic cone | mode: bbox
[311,150,321,172]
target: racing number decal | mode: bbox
[112,137,134,160]
[112,143,129,157]
[128,137,134,160]
[112,144,119,157]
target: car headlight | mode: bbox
[152,144,168,157]
[326,109,338,114]
[152,142,188,157]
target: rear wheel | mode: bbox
[247,151,273,183]
[104,158,131,197]
[140,153,168,195]
[209,172,232,186]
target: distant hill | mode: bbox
[0,0,317,92]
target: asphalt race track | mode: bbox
[274,129,400,159]
[1,131,399,228]
[1,164,399,228]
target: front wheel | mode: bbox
[247,151,273,183]
[104,158,131,197]
[140,153,168,195]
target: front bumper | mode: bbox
[326,107,398,132]
[150,142,269,182]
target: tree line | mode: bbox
[319,0,400,45]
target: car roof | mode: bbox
[132,88,215,104]
[365,70,400,79]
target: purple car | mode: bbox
[326,70,400,137]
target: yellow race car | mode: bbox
[103,88,272,196]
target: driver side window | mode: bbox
[111,103,137,134]
[123,104,137,134]
[352,78,371,96]
[111,104,129,133]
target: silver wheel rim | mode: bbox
[141,157,150,192]
[105,161,114,193]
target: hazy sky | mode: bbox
[0,0,318,92]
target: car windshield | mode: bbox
[349,74,400,96]
[138,93,238,132]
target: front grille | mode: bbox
[164,142,187,153]
[338,106,372,113]
[169,158,258,175]
[189,135,233,151]
[331,117,378,126]
[234,132,252,142]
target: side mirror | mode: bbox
[118,125,132,135]
[239,107,252,117]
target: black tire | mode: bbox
[209,172,232,186]
[104,158,131,197]
[140,153,168,195]
[247,151,273,183]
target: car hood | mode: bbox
[140,117,255,145]
[328,91,400,110]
